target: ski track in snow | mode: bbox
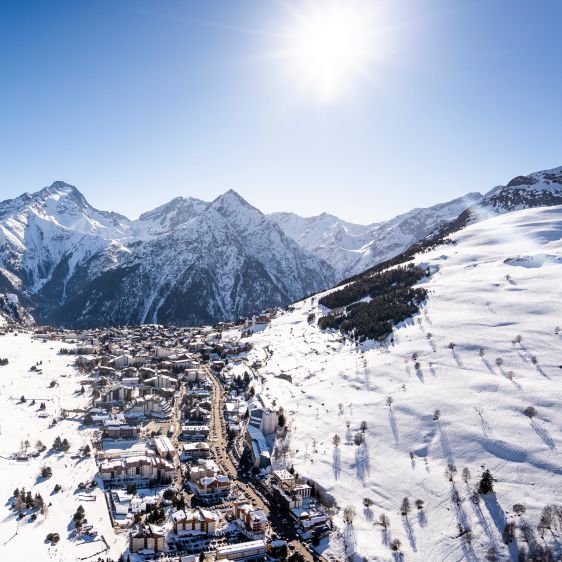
[230,205,562,561]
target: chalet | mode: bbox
[103,418,141,439]
[129,524,165,553]
[99,455,174,486]
[124,394,172,421]
[235,503,268,537]
[193,474,230,499]
[180,441,210,460]
[153,435,176,460]
[180,424,209,442]
[171,508,218,536]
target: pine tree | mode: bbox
[401,497,411,517]
[478,469,494,495]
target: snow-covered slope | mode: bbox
[243,204,562,561]
[2,165,561,327]
[0,182,134,316]
[0,184,335,327]
[0,332,126,560]
[272,166,562,280]
[48,190,336,327]
[480,166,562,214]
[271,193,483,278]
[0,293,34,326]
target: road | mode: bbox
[205,365,322,562]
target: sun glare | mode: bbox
[281,0,377,104]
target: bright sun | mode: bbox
[281,0,377,104]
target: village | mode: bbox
[2,312,333,562]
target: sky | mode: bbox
[0,0,561,224]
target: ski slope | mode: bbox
[0,332,126,562]
[245,205,562,561]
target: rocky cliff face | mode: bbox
[0,184,335,327]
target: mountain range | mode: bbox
[0,165,561,327]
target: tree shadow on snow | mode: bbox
[353,441,370,483]
[380,527,390,547]
[452,349,464,368]
[481,357,495,373]
[343,524,357,559]
[403,516,417,552]
[483,493,519,560]
[531,420,556,450]
[439,424,455,467]
[332,447,341,480]
[388,408,399,443]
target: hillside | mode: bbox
[0,332,126,561]
[272,165,562,280]
[0,184,335,327]
[240,204,562,561]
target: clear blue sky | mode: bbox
[0,0,561,224]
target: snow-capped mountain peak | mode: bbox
[479,165,562,214]
[271,191,484,278]
[1,165,561,328]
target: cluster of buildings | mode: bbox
[33,313,331,560]
[268,470,330,540]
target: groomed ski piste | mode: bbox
[0,332,127,562]
[242,205,562,561]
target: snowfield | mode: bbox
[0,332,126,562]
[245,205,562,561]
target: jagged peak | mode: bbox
[139,195,207,222]
[484,164,562,200]
[38,181,85,200]
[210,189,260,214]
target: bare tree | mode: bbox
[415,499,424,510]
[354,432,365,446]
[433,409,440,421]
[462,467,471,483]
[360,420,368,433]
[538,505,554,538]
[343,505,356,526]
[390,538,401,552]
[444,464,457,482]
[448,342,456,350]
[333,434,341,447]
[379,513,390,529]
[363,497,374,508]
[386,396,393,407]
[495,357,503,367]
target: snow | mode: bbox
[0,182,334,327]
[0,332,127,561]
[245,204,562,561]
[271,192,483,278]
